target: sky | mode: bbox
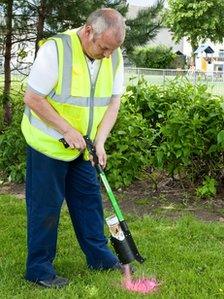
[127,0,157,6]
[127,0,168,7]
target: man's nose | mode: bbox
[103,50,112,58]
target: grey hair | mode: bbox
[86,8,125,42]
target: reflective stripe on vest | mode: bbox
[24,106,63,140]
[47,93,111,106]
[21,29,122,161]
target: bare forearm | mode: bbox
[24,90,71,134]
[24,90,86,150]
[95,95,121,145]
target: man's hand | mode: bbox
[94,142,107,169]
[63,128,86,150]
[24,90,86,152]
[93,95,121,168]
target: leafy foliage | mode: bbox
[165,0,224,52]
[169,54,186,69]
[129,45,176,69]
[1,79,224,198]
[105,96,154,188]
[196,176,217,198]
[106,78,224,192]
[0,95,26,183]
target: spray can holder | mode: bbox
[106,215,143,264]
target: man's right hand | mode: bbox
[63,128,86,151]
[24,90,86,151]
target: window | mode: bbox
[219,49,224,58]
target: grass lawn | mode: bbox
[124,74,224,96]
[1,195,224,298]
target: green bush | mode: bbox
[121,78,224,191]
[169,54,186,69]
[105,93,154,188]
[0,94,26,183]
[1,78,224,196]
[129,45,176,69]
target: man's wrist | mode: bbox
[60,124,73,135]
[95,138,105,147]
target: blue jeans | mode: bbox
[25,146,118,281]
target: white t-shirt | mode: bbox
[28,41,124,97]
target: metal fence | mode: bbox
[124,67,224,96]
[1,67,224,96]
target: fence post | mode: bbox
[194,71,197,84]
[163,70,165,84]
[137,68,140,79]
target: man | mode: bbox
[21,8,126,288]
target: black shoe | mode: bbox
[36,275,69,288]
[112,262,135,274]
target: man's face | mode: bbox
[84,26,122,60]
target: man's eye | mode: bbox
[99,45,107,51]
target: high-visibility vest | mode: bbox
[21,29,123,161]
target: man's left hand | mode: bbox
[93,142,107,169]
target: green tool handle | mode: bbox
[59,136,124,221]
[83,135,124,222]
[99,172,124,221]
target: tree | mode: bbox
[124,0,164,55]
[165,0,224,55]
[1,0,13,125]
[1,0,36,125]
[24,0,128,57]
[46,0,128,34]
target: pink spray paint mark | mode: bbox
[121,264,158,294]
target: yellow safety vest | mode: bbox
[21,29,123,161]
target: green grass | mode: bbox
[125,74,224,96]
[1,195,224,298]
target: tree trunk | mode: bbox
[190,40,198,66]
[34,0,46,58]
[3,0,13,126]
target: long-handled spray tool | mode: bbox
[59,136,158,294]
[83,135,145,266]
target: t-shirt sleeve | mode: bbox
[112,52,125,96]
[27,40,58,96]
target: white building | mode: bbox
[146,28,192,57]
[126,2,191,57]
[194,43,224,73]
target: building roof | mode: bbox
[194,44,214,54]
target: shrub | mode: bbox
[105,93,154,188]
[122,78,224,191]
[0,94,26,183]
[169,54,186,69]
[129,45,176,69]
[1,78,224,197]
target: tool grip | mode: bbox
[59,138,70,148]
[83,135,99,165]
[59,136,100,166]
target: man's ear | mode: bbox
[84,25,93,39]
